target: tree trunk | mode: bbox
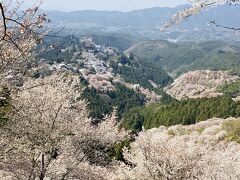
[39,153,45,180]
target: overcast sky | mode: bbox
[24,0,189,12]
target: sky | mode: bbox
[24,0,189,12]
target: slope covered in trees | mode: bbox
[0,74,128,179]
[217,80,240,98]
[81,83,146,120]
[36,36,82,64]
[115,118,240,179]
[36,36,174,90]
[122,96,240,131]
[166,70,238,100]
[126,40,240,77]
[110,54,173,89]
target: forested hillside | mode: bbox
[109,55,173,89]
[122,96,240,131]
[80,84,146,120]
[126,40,240,77]
[34,36,240,127]
[218,80,240,98]
[166,70,238,99]
[35,36,173,88]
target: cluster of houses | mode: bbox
[37,36,161,103]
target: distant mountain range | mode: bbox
[47,4,240,28]
[46,4,240,41]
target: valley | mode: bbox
[32,35,240,129]
[1,1,240,179]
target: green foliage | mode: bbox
[153,88,175,104]
[109,138,132,161]
[110,55,173,89]
[80,87,113,120]
[80,83,146,120]
[127,41,240,77]
[122,96,240,131]
[196,127,205,134]
[120,107,145,132]
[167,129,176,137]
[36,36,82,64]
[229,66,240,76]
[223,120,240,143]
[218,80,240,98]
[108,84,146,118]
[0,86,11,127]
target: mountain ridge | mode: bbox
[47,4,240,28]
[45,4,240,41]
[45,4,190,14]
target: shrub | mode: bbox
[223,119,240,143]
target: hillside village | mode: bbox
[36,37,161,104]
[38,37,240,103]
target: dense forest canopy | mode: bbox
[122,96,240,131]
[80,83,146,120]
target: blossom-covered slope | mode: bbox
[166,70,239,100]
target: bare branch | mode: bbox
[210,20,240,31]
[162,0,240,31]
[0,3,7,41]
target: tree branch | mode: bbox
[0,2,7,41]
[210,20,240,31]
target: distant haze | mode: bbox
[24,0,189,12]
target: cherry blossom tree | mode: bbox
[0,0,48,75]
[0,73,128,180]
[114,118,240,180]
[162,0,240,30]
